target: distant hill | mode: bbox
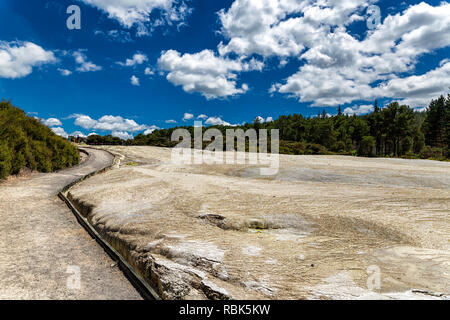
[0,100,79,179]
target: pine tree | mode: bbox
[445,94,450,156]
[374,100,380,113]
[423,96,446,148]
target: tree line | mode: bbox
[0,101,80,179]
[85,94,450,161]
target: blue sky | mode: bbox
[0,0,449,139]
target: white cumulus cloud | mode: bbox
[143,125,160,135]
[267,1,450,107]
[79,0,192,35]
[41,118,63,127]
[182,113,194,121]
[254,116,265,123]
[145,67,154,75]
[377,60,450,108]
[58,68,72,76]
[51,127,69,138]
[217,0,372,58]
[70,131,87,138]
[343,105,374,116]
[112,131,133,140]
[131,75,140,86]
[0,41,56,78]
[73,114,155,133]
[118,53,148,67]
[73,50,102,72]
[205,116,231,126]
[158,49,253,99]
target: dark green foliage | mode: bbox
[358,136,376,157]
[0,141,13,179]
[86,94,449,161]
[422,95,450,157]
[0,100,79,179]
[87,134,124,146]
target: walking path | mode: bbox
[0,148,141,299]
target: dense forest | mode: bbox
[85,95,449,161]
[0,101,80,179]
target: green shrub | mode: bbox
[305,143,330,155]
[333,141,347,153]
[0,100,79,179]
[0,142,12,179]
[358,136,376,157]
[419,146,445,160]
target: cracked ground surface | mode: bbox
[0,148,141,300]
[68,146,450,300]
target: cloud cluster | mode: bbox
[112,131,134,140]
[205,116,231,126]
[343,105,374,116]
[144,67,154,75]
[182,112,243,126]
[144,126,159,135]
[176,112,236,126]
[156,0,449,107]
[118,53,148,67]
[3,1,449,112]
[73,50,102,72]
[116,52,148,86]
[40,117,90,140]
[259,1,450,107]
[131,75,140,86]
[51,127,69,138]
[378,60,450,108]
[73,114,153,132]
[182,113,194,121]
[58,68,72,76]
[179,112,271,126]
[80,0,192,35]
[158,49,260,99]
[217,0,370,58]
[41,118,63,127]
[0,41,55,78]
[254,116,273,123]
[65,114,160,139]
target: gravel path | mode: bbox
[0,148,142,300]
